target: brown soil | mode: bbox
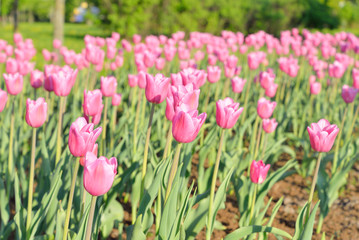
[115,157,359,240]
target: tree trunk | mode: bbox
[13,0,18,32]
[53,0,65,45]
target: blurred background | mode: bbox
[0,0,359,54]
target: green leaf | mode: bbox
[127,215,146,240]
[299,201,320,240]
[224,225,292,240]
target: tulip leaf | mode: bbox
[224,225,292,240]
[127,215,146,240]
[299,201,320,240]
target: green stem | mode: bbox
[347,104,359,140]
[221,77,230,99]
[8,98,15,180]
[140,91,147,128]
[241,71,253,125]
[141,104,155,197]
[26,128,37,230]
[250,116,260,158]
[56,97,64,165]
[85,196,97,240]
[254,119,263,160]
[249,184,258,224]
[162,123,173,160]
[63,158,80,240]
[305,152,322,223]
[260,134,268,160]
[110,104,117,149]
[206,129,225,240]
[165,143,183,202]
[133,90,143,154]
[332,106,348,174]
[101,97,109,156]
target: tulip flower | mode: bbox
[172,110,207,143]
[262,118,278,133]
[101,76,117,97]
[310,82,321,95]
[145,73,170,104]
[207,66,221,83]
[6,58,18,74]
[83,152,117,196]
[216,98,243,129]
[307,119,339,152]
[128,74,138,88]
[25,98,47,128]
[30,70,44,89]
[4,73,23,95]
[231,77,246,94]
[341,85,358,104]
[111,93,122,106]
[52,68,78,96]
[83,89,103,117]
[353,69,359,89]
[0,89,8,112]
[257,97,277,119]
[68,117,102,157]
[250,160,270,184]
[265,83,278,98]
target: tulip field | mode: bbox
[1,28,359,240]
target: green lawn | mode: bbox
[0,22,111,68]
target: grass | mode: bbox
[0,22,111,68]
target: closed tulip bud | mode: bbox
[309,75,316,84]
[25,98,47,128]
[4,73,23,95]
[145,73,170,104]
[6,58,18,74]
[231,77,246,94]
[83,152,117,196]
[307,119,339,152]
[128,74,138,88]
[250,160,270,184]
[155,58,165,70]
[165,96,175,121]
[257,97,277,119]
[42,49,52,61]
[137,71,147,89]
[216,98,243,129]
[207,66,221,83]
[259,71,275,89]
[80,143,98,167]
[83,89,103,117]
[208,54,217,65]
[224,66,235,78]
[265,83,278,98]
[52,68,77,96]
[112,93,122,106]
[342,85,358,104]
[262,118,278,133]
[310,82,321,95]
[30,70,44,89]
[101,76,117,97]
[68,117,102,157]
[172,110,207,143]
[0,89,8,112]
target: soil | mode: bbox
[114,156,359,240]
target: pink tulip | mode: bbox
[309,75,316,84]
[257,97,277,119]
[83,89,103,117]
[44,65,60,92]
[6,58,18,74]
[83,152,117,196]
[165,96,175,121]
[112,32,120,42]
[128,74,138,88]
[25,98,47,128]
[137,71,147,89]
[353,68,359,89]
[226,55,238,69]
[111,93,122,106]
[155,58,165,70]
[80,144,98,167]
[101,76,117,97]
[231,77,246,94]
[307,119,339,152]
[250,160,270,184]
[30,70,44,89]
[172,110,207,143]
[216,98,243,129]
[208,55,217,65]
[259,71,275,89]
[341,85,358,104]
[0,89,8,112]
[68,117,102,157]
[224,66,235,78]
[52,68,77,96]
[42,49,52,61]
[310,82,321,95]
[13,33,23,44]
[133,34,141,44]
[53,39,62,49]
[262,118,278,133]
[207,66,221,83]
[3,73,23,95]
[145,73,170,104]
[265,83,278,98]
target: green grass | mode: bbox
[0,22,111,68]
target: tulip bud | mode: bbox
[307,119,339,152]
[3,73,23,95]
[83,89,103,117]
[262,118,278,133]
[250,160,270,184]
[111,93,122,106]
[342,85,358,104]
[310,82,321,95]
[101,76,117,97]
[145,73,170,104]
[257,97,277,119]
[231,77,246,94]
[83,152,117,196]
[0,89,8,112]
[172,110,207,143]
[216,98,243,129]
[30,70,44,89]
[25,98,47,128]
